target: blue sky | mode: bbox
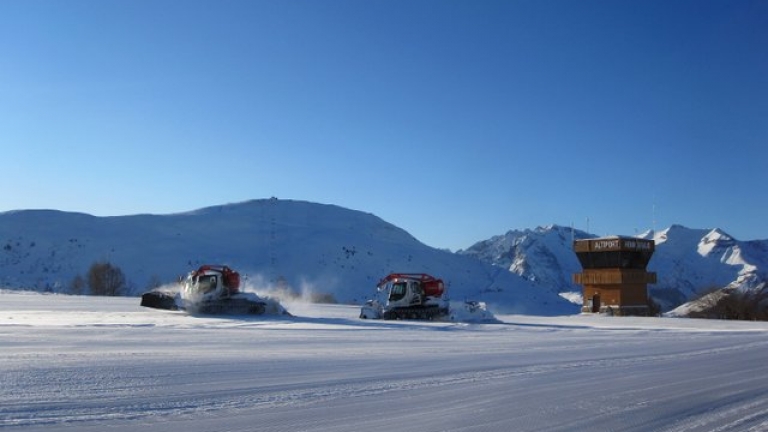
[1,0,766,251]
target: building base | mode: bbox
[581,305,650,317]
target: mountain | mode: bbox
[458,225,594,297]
[460,224,768,311]
[6,199,763,315]
[0,199,577,316]
[642,225,768,309]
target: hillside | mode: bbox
[5,199,765,315]
[461,224,768,311]
[0,199,576,315]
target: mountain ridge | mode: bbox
[462,223,768,311]
[0,199,577,315]
[3,199,766,314]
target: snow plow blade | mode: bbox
[140,291,179,311]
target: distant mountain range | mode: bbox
[2,198,765,314]
[460,224,768,311]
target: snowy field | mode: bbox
[3,291,768,432]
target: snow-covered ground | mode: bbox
[3,291,768,432]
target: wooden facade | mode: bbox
[572,237,656,316]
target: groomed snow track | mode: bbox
[4,293,768,432]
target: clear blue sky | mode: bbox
[1,0,766,250]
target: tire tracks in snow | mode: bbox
[5,337,767,428]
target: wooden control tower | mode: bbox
[573,237,656,316]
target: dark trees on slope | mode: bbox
[87,261,127,296]
[689,285,768,321]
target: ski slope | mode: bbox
[3,291,768,431]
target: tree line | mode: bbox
[69,261,127,296]
[688,286,768,321]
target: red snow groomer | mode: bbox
[188,265,242,296]
[359,273,450,320]
[140,265,266,315]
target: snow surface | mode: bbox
[3,291,768,432]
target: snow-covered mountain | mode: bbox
[460,224,768,311]
[0,199,577,315]
[642,225,768,308]
[5,199,764,315]
[458,225,594,297]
